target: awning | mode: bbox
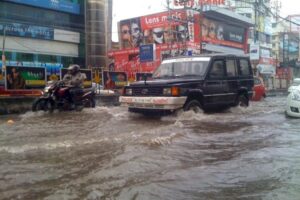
[203,43,245,54]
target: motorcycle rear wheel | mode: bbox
[84,97,96,108]
[32,98,55,113]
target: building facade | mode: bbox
[272,16,300,82]
[85,0,112,69]
[228,0,275,88]
[0,0,85,73]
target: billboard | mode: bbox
[5,66,46,90]
[61,69,92,88]
[119,10,193,48]
[201,18,245,49]
[4,0,80,14]
[102,71,127,89]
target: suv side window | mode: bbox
[209,60,224,78]
[226,59,237,77]
[239,58,251,76]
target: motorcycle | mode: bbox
[32,80,96,112]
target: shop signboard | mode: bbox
[173,0,225,7]
[102,71,127,90]
[60,69,92,88]
[250,44,260,60]
[0,23,54,40]
[4,0,80,14]
[201,18,245,49]
[257,64,275,75]
[5,66,46,90]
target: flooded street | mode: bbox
[0,96,299,200]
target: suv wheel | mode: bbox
[236,94,249,107]
[184,100,202,113]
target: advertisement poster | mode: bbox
[5,66,46,90]
[92,68,103,84]
[102,71,128,89]
[61,68,92,88]
[136,72,153,81]
[120,18,143,48]
[201,18,245,49]
[140,44,155,62]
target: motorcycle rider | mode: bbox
[63,64,86,108]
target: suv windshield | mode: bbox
[153,58,210,78]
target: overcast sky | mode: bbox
[112,0,300,41]
[280,0,300,17]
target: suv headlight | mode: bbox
[163,88,171,95]
[163,87,180,96]
[291,90,300,101]
[125,88,132,95]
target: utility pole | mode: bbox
[2,26,6,65]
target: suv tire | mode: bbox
[184,100,202,113]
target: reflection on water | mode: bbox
[0,97,300,199]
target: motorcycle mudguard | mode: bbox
[82,91,94,98]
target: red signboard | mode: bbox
[173,0,225,7]
[140,10,186,29]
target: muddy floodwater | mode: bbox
[0,96,299,200]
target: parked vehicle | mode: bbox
[288,78,300,93]
[285,85,300,118]
[251,76,266,101]
[32,80,95,112]
[120,54,254,115]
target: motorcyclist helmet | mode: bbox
[68,64,80,75]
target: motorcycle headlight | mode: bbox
[291,90,300,101]
[44,87,50,93]
[125,88,132,95]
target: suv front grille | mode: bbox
[132,87,163,96]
